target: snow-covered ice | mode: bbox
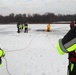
[0,24,70,75]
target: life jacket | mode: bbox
[69,51,76,63]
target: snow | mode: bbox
[0,24,70,75]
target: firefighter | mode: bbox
[70,20,74,29]
[19,23,23,31]
[17,22,20,33]
[0,48,5,66]
[56,26,76,75]
[47,24,51,32]
[24,23,28,33]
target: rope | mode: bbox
[6,33,37,52]
[46,34,56,49]
[1,34,37,75]
[3,57,11,75]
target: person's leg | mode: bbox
[0,57,2,64]
[26,28,28,33]
[17,28,20,33]
[68,62,76,75]
[24,28,26,33]
[68,61,71,75]
[71,63,76,75]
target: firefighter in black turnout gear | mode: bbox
[17,22,20,33]
[56,26,76,75]
[17,22,23,33]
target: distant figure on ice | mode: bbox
[70,20,74,29]
[0,48,5,67]
[24,22,28,33]
[19,23,23,31]
[17,22,23,33]
[17,22,20,33]
[47,24,51,32]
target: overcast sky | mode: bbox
[0,0,76,16]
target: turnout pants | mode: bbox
[68,62,76,75]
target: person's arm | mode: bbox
[56,27,76,55]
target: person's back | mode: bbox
[24,23,28,33]
[19,24,23,30]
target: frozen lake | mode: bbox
[0,24,70,75]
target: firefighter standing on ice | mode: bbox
[17,22,20,33]
[56,25,76,75]
[0,48,5,67]
[24,22,28,33]
[70,20,74,29]
[17,22,23,33]
[19,23,23,31]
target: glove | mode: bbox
[2,51,5,57]
[2,54,5,57]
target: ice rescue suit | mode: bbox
[47,24,50,32]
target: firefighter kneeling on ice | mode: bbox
[47,24,51,32]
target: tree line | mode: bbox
[0,13,76,24]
